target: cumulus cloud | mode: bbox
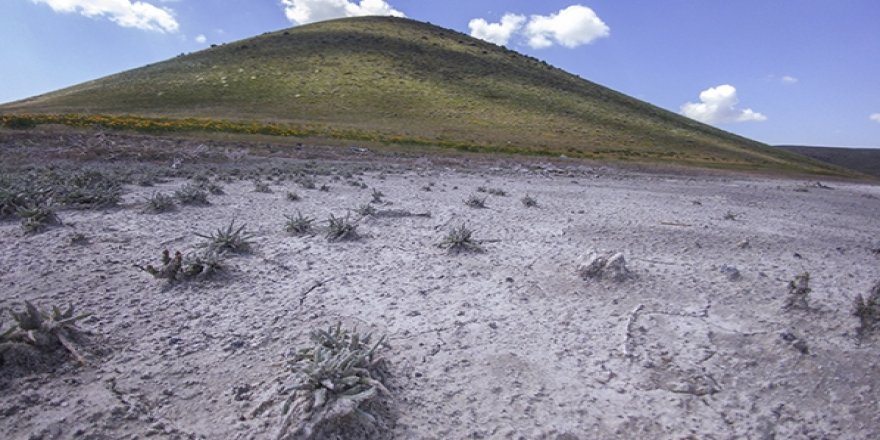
[870,113,880,123]
[523,5,609,49]
[281,0,404,25]
[781,75,799,84]
[30,0,178,33]
[680,84,767,124]
[468,13,526,46]
[194,34,206,44]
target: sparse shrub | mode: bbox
[355,203,377,217]
[195,220,253,254]
[0,188,28,220]
[371,189,384,203]
[136,249,223,283]
[1,116,37,130]
[521,194,538,208]
[286,191,301,202]
[253,180,272,193]
[19,204,61,234]
[285,212,314,235]
[438,224,483,254]
[784,272,811,310]
[274,324,389,439]
[142,192,176,214]
[2,301,91,364]
[174,183,210,205]
[201,181,225,195]
[67,232,88,246]
[465,194,487,209]
[55,171,122,210]
[325,214,359,242]
[853,281,880,339]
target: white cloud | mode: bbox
[870,113,880,123]
[781,75,799,84]
[31,0,178,33]
[468,14,526,46]
[194,34,206,44]
[524,5,609,49]
[281,0,404,25]
[680,84,767,124]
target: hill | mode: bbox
[777,145,880,177]
[0,16,844,175]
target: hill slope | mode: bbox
[0,16,841,174]
[777,145,880,177]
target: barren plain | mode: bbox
[1,131,879,439]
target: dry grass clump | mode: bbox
[196,220,254,254]
[286,191,301,202]
[853,281,880,340]
[326,214,359,242]
[784,272,811,310]
[253,180,273,193]
[273,324,389,439]
[1,302,91,365]
[285,212,315,235]
[174,183,210,205]
[464,194,487,209]
[135,249,224,283]
[54,171,122,210]
[438,224,483,254]
[370,189,384,203]
[142,192,176,214]
[19,204,62,234]
[521,194,538,208]
[355,203,377,217]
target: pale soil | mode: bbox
[1,132,879,439]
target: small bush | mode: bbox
[355,203,377,217]
[438,224,483,254]
[464,194,487,209]
[3,301,91,364]
[274,324,389,439]
[19,204,61,234]
[136,249,223,283]
[371,189,384,203]
[142,192,176,214]
[285,212,314,235]
[253,180,272,193]
[286,191,301,202]
[319,184,330,192]
[521,194,538,208]
[195,220,254,254]
[174,184,210,205]
[299,177,317,190]
[54,171,122,210]
[784,272,811,310]
[325,214,359,242]
[854,281,880,339]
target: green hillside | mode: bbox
[0,16,842,174]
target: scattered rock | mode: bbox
[719,265,742,281]
[577,250,632,282]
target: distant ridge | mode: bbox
[0,16,844,175]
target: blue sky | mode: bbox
[1,0,878,147]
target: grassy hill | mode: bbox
[0,16,845,175]
[777,145,880,177]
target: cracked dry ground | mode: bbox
[2,147,879,439]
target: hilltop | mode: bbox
[0,16,844,175]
